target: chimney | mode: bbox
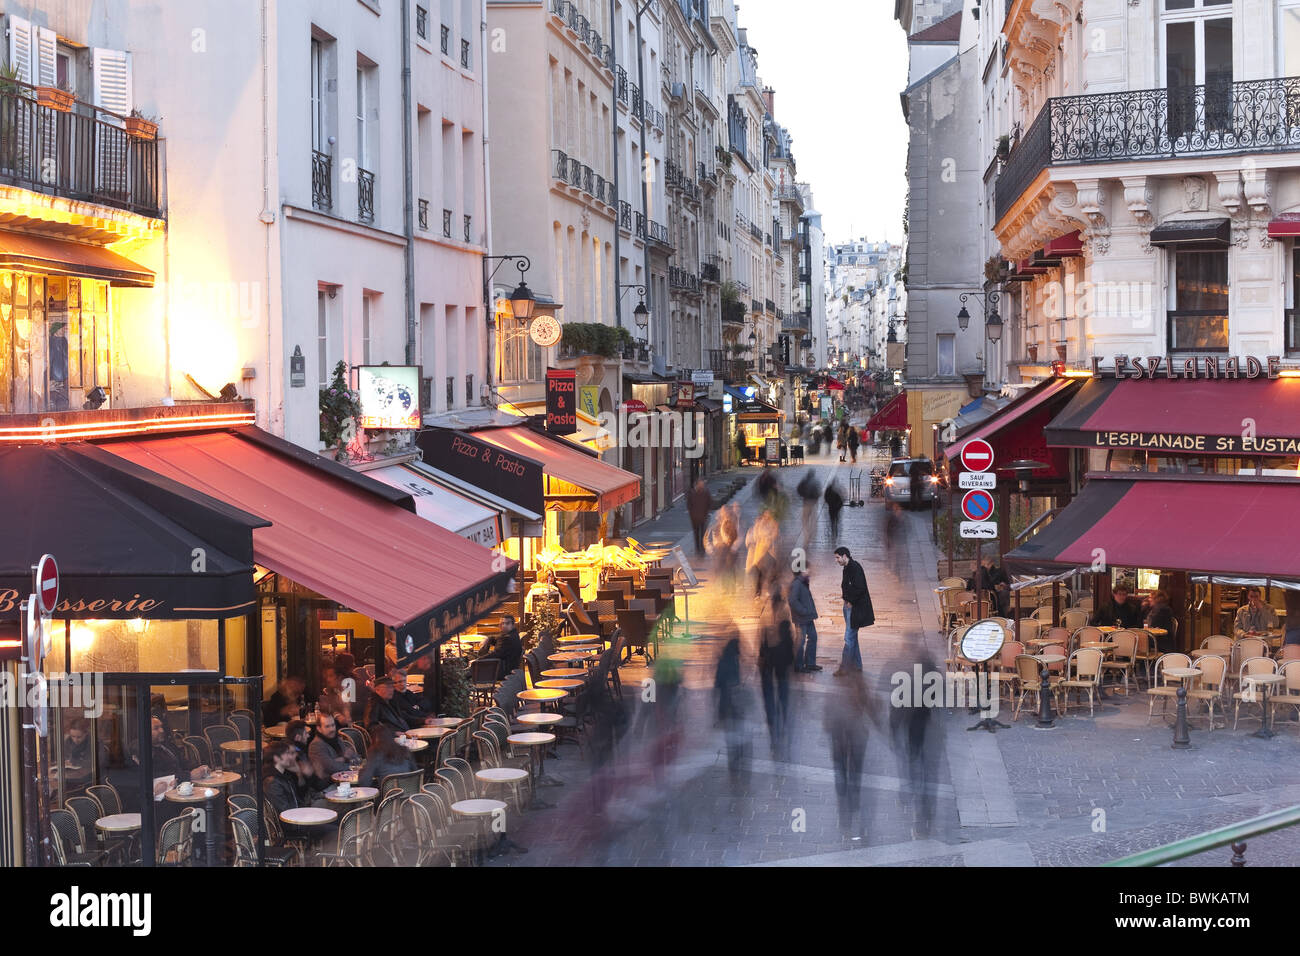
[738,27,747,46]
[762,86,775,116]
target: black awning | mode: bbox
[0,444,266,618]
[1148,218,1230,248]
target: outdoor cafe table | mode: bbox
[396,737,430,754]
[507,732,558,793]
[280,807,338,862]
[557,632,601,646]
[332,770,359,784]
[451,798,511,861]
[1243,673,1286,739]
[541,668,587,679]
[517,688,568,710]
[324,786,379,805]
[96,813,143,860]
[191,769,241,788]
[264,724,288,738]
[404,726,455,739]
[548,650,599,664]
[425,717,465,728]
[537,679,584,691]
[165,785,222,866]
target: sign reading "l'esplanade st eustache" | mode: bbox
[1091,354,1283,379]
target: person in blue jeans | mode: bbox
[834,546,875,676]
[788,570,821,672]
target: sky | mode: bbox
[735,0,910,246]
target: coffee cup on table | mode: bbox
[178,781,194,796]
[338,781,353,797]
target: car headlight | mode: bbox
[884,477,895,486]
[929,475,940,484]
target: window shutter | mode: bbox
[35,27,56,87]
[8,15,33,85]
[92,47,132,115]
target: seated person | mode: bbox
[1144,590,1176,653]
[391,669,431,725]
[354,725,416,790]
[134,716,208,783]
[363,676,430,734]
[316,665,354,726]
[285,719,330,793]
[308,713,358,779]
[62,717,110,788]
[1091,584,1143,628]
[262,675,305,727]
[1234,587,1280,636]
[477,614,523,676]
[262,741,330,814]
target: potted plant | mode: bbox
[997,134,1010,161]
[37,83,74,111]
[319,360,362,452]
[124,109,159,139]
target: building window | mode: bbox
[361,294,373,364]
[1162,0,1233,138]
[498,317,542,384]
[318,290,330,387]
[1289,245,1300,355]
[1167,248,1228,351]
[936,333,955,377]
[416,4,429,40]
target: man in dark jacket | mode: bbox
[363,677,416,734]
[308,712,359,779]
[687,479,712,555]
[833,547,874,676]
[1092,584,1143,628]
[478,614,523,675]
[788,570,821,672]
[824,481,844,542]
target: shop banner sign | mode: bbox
[546,367,577,435]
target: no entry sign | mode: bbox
[34,554,59,616]
[961,489,995,522]
[960,438,995,473]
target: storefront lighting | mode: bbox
[127,617,149,635]
[0,409,256,443]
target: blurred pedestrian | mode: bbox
[796,470,821,547]
[824,481,844,541]
[714,633,748,784]
[889,650,939,835]
[758,593,795,758]
[833,546,875,676]
[824,671,872,840]
[837,421,849,462]
[688,478,713,556]
[848,425,860,464]
[705,501,742,590]
[745,509,780,598]
[788,569,821,672]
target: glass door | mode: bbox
[1162,0,1233,143]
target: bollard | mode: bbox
[1172,684,1191,749]
[1036,662,1056,728]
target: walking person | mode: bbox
[788,569,821,672]
[824,480,844,542]
[847,425,860,464]
[705,501,742,591]
[758,593,796,758]
[687,478,713,557]
[837,420,849,462]
[714,632,748,785]
[745,509,780,598]
[796,470,821,548]
[833,546,875,676]
[824,671,872,840]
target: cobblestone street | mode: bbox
[491,445,1300,867]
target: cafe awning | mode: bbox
[468,425,640,512]
[1044,376,1300,453]
[365,464,502,548]
[1148,217,1230,248]
[1005,474,1300,580]
[946,377,1079,479]
[1042,230,1084,258]
[0,231,155,287]
[865,391,908,432]
[0,444,265,619]
[1267,214,1300,238]
[98,427,515,662]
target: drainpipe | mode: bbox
[610,0,622,329]
[402,0,417,365]
[259,0,276,432]
[482,0,496,387]
[635,4,651,349]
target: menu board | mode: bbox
[765,437,781,464]
[960,619,1006,664]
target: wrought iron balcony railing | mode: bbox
[647,218,671,246]
[417,197,429,231]
[441,23,450,55]
[461,38,472,69]
[416,6,429,41]
[617,67,629,106]
[701,262,721,283]
[631,83,643,121]
[357,167,375,223]
[619,199,633,232]
[634,210,646,239]
[312,149,332,212]
[464,213,472,243]
[995,75,1300,223]
[442,207,453,238]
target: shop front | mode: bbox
[726,386,784,464]
[864,389,908,452]
[0,443,264,867]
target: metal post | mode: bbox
[1036,659,1056,727]
[610,0,622,329]
[1172,684,1191,748]
[947,479,955,579]
[634,1,652,349]
[18,601,41,867]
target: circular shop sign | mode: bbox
[529,315,562,348]
[960,618,1006,664]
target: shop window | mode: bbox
[1167,249,1228,351]
[50,619,220,674]
[0,272,108,414]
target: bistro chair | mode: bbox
[1146,653,1193,723]
[618,607,653,665]
[998,641,1026,704]
[316,806,374,867]
[157,808,197,866]
[1030,606,1056,627]
[339,725,368,758]
[1013,619,1041,644]
[381,768,425,798]
[473,732,530,811]
[1232,657,1280,730]
[1186,654,1228,730]
[49,809,104,866]
[597,588,629,609]
[1058,648,1104,717]
[1039,643,1068,678]
[66,795,128,864]
[86,783,123,817]
[940,576,967,589]
[204,724,238,768]
[1043,626,1072,652]
[469,658,502,708]
[1131,630,1158,687]
[1278,645,1300,663]
[228,710,256,739]
[1074,596,1094,615]
[417,785,479,866]
[371,792,406,865]
[435,767,471,804]
[1268,661,1300,731]
[1100,630,1139,696]
[1060,608,1090,632]
[227,793,257,814]
[400,793,455,867]
[1012,655,1059,722]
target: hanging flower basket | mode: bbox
[37,86,75,112]
[124,115,159,139]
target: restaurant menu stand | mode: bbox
[961,619,1010,733]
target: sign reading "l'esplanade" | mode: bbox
[1091,355,1282,379]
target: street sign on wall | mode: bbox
[960,521,998,539]
[958,471,996,490]
[961,489,995,522]
[960,439,995,473]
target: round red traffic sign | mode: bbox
[961,489,995,522]
[35,554,59,616]
[960,438,995,473]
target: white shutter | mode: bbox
[35,26,55,86]
[92,47,131,115]
[8,15,33,85]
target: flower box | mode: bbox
[124,116,159,139]
[37,86,75,112]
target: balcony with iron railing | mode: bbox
[647,218,671,247]
[700,261,721,283]
[312,149,332,212]
[669,266,700,294]
[551,148,613,206]
[442,207,453,238]
[619,199,633,232]
[631,83,643,122]
[417,198,429,231]
[357,167,375,223]
[441,23,450,55]
[765,298,776,314]
[617,67,629,106]
[0,80,164,219]
[634,210,646,239]
[995,75,1300,224]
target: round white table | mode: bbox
[325,786,379,805]
[96,813,142,833]
[404,726,454,739]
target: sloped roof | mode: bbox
[911,10,961,42]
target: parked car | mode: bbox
[883,457,939,506]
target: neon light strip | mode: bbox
[0,412,255,441]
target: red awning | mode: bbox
[1268,214,1300,238]
[98,428,514,660]
[949,377,1079,478]
[825,376,845,390]
[0,230,155,287]
[470,425,640,512]
[1016,258,1051,275]
[1045,376,1300,449]
[865,391,908,432]
[1043,230,1083,258]
[1007,475,1300,580]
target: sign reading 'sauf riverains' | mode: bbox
[1090,355,1282,379]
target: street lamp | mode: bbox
[482,254,533,325]
[509,278,536,321]
[617,283,651,344]
[956,289,1001,337]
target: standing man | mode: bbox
[788,569,821,672]
[687,478,713,557]
[847,426,861,464]
[833,546,874,676]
